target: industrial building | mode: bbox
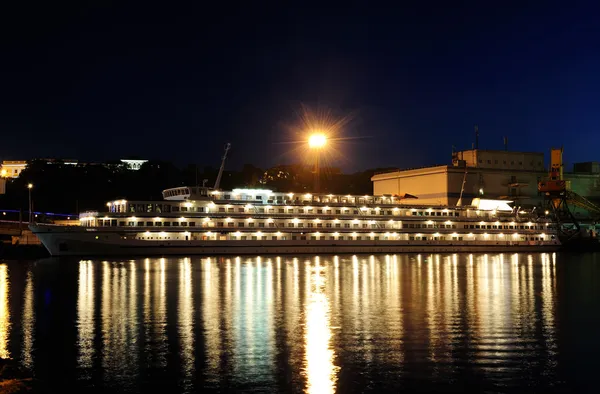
[372,149,600,213]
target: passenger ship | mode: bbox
[30,186,560,256]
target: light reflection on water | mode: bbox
[0,252,599,392]
[76,260,93,373]
[0,264,10,359]
[178,257,194,389]
[21,268,35,369]
[100,260,138,388]
[305,256,338,394]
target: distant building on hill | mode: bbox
[0,160,28,178]
[120,159,148,170]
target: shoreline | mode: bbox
[0,358,35,392]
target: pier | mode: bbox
[0,220,40,245]
[0,220,47,258]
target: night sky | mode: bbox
[2,1,599,172]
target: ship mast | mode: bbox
[213,142,231,190]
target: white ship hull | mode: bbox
[30,224,561,257]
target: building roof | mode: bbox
[455,149,543,155]
[371,165,452,181]
[1,160,27,165]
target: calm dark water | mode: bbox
[1,252,599,393]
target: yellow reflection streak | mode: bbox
[451,254,458,316]
[129,261,136,325]
[224,258,233,354]
[154,258,167,367]
[77,260,94,370]
[143,258,151,358]
[382,254,403,367]
[100,262,112,372]
[352,255,359,324]
[541,253,557,354]
[21,268,35,369]
[246,260,255,366]
[361,259,369,328]
[510,253,520,327]
[474,254,491,356]
[305,259,312,303]
[203,257,221,379]
[466,255,476,341]
[274,257,282,307]
[143,258,166,369]
[525,255,534,326]
[266,258,274,310]
[129,261,138,367]
[101,261,139,381]
[179,258,194,385]
[235,256,241,306]
[333,256,340,313]
[229,257,276,381]
[293,257,299,302]
[426,253,437,361]
[443,255,456,346]
[282,256,302,383]
[304,259,339,394]
[0,264,10,359]
[369,255,376,292]
[226,258,232,299]
[263,259,275,380]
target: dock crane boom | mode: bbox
[213,143,231,190]
[456,166,468,206]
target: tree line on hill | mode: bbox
[0,159,396,215]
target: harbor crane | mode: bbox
[538,147,600,242]
[213,142,231,190]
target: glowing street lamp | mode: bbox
[308,133,326,148]
[308,133,327,193]
[27,183,33,223]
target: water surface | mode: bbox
[1,252,599,393]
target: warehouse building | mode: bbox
[371,149,600,211]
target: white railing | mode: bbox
[79,211,98,219]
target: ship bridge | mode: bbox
[162,187,276,202]
[162,186,213,201]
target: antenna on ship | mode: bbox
[213,142,231,190]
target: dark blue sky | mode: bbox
[1,1,599,172]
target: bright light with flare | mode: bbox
[308,133,327,148]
